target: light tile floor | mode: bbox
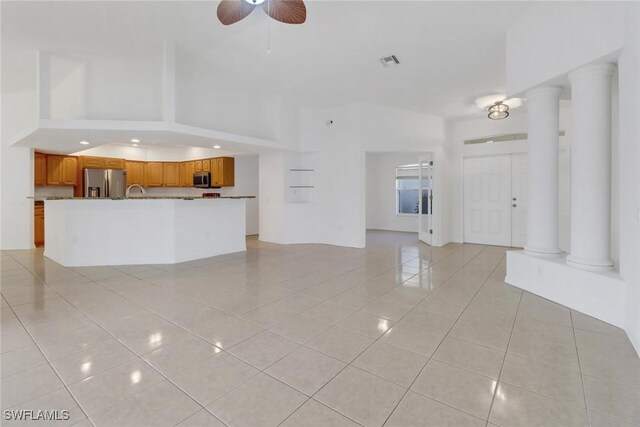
[1,231,639,427]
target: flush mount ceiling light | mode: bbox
[475,94,523,110]
[79,141,90,145]
[488,101,509,120]
[213,145,222,149]
[130,138,141,143]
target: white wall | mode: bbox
[1,47,38,249]
[506,2,626,96]
[174,50,292,146]
[617,3,640,354]
[44,51,163,121]
[366,152,430,233]
[258,103,447,248]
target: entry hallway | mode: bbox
[1,231,638,426]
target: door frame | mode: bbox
[418,157,433,245]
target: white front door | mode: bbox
[463,155,512,246]
[463,153,529,248]
[418,158,433,245]
[510,153,528,248]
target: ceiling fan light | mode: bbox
[243,0,265,4]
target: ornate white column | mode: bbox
[567,63,616,271]
[525,86,563,256]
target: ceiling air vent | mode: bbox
[380,55,400,67]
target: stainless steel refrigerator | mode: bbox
[83,169,127,198]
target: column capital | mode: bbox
[568,63,617,83]
[525,85,564,100]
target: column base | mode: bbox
[524,246,563,257]
[566,254,615,272]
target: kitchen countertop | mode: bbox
[30,196,255,201]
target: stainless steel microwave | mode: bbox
[193,172,210,188]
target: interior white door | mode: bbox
[463,155,512,246]
[418,158,432,245]
[510,153,528,248]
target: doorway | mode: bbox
[463,153,528,247]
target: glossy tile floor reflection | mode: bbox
[2,231,639,427]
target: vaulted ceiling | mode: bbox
[3,1,533,119]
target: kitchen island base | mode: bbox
[44,198,247,267]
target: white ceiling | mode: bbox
[2,1,534,120]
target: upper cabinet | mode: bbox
[163,163,181,187]
[211,157,235,187]
[144,162,164,187]
[125,161,145,186]
[180,161,195,187]
[35,153,235,189]
[47,155,78,186]
[79,156,125,170]
[34,152,47,186]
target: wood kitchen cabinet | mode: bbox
[125,161,145,186]
[180,161,195,187]
[144,162,164,187]
[202,159,211,172]
[163,163,181,187]
[194,160,203,173]
[47,155,78,186]
[105,158,126,169]
[34,152,47,186]
[79,156,125,170]
[211,157,235,187]
[34,204,44,247]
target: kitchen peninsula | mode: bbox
[42,196,254,267]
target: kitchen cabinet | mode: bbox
[180,161,195,187]
[34,152,47,186]
[34,204,44,247]
[80,156,125,169]
[194,160,203,173]
[47,155,78,186]
[144,162,164,187]
[211,157,235,187]
[105,158,126,169]
[202,159,211,172]
[163,163,181,187]
[125,161,145,186]
[81,156,105,169]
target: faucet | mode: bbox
[126,184,146,198]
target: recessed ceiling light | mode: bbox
[130,138,141,143]
[79,141,90,145]
[213,145,221,149]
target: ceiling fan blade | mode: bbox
[217,0,255,25]
[263,0,306,24]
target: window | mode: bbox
[396,165,429,215]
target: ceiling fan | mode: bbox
[217,0,306,25]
